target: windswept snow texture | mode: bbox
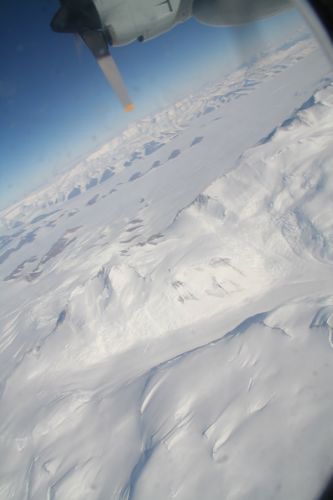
[1,36,333,500]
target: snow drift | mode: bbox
[0,34,333,500]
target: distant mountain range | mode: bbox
[0,32,321,229]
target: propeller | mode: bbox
[51,0,134,111]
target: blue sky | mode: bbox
[0,2,306,209]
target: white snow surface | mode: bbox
[1,35,333,500]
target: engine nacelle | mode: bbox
[192,0,291,26]
[94,0,192,46]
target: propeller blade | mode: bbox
[74,33,83,58]
[97,55,134,112]
[80,30,134,111]
[51,0,134,111]
[292,0,333,65]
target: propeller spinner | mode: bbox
[51,0,134,112]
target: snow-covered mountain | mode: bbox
[1,34,333,500]
[0,33,325,227]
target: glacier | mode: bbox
[0,34,333,500]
